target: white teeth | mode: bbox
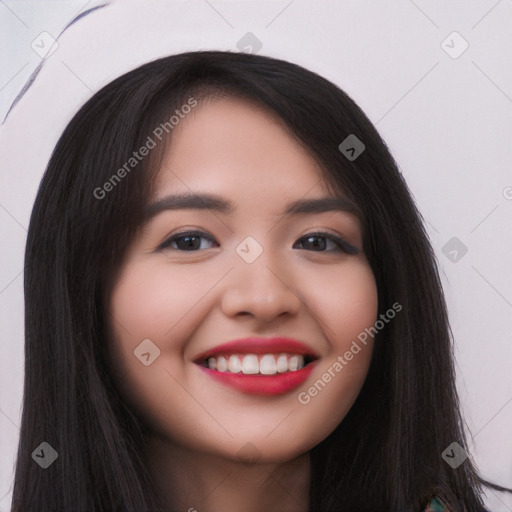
[228,355,242,373]
[205,353,308,374]
[241,354,259,374]
[259,354,277,375]
[288,355,300,371]
[276,354,288,373]
[217,356,228,372]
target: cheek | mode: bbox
[109,260,216,340]
[291,259,378,438]
[305,257,378,345]
[105,260,222,436]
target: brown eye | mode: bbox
[293,232,359,254]
[158,231,218,251]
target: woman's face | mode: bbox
[107,97,378,463]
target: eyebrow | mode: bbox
[144,192,360,220]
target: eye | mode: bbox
[157,230,359,254]
[293,231,359,254]
[157,230,218,251]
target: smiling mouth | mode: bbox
[193,337,319,395]
[195,352,318,395]
[197,353,316,375]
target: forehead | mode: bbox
[153,96,334,202]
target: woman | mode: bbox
[10,50,509,511]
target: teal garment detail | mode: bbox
[423,497,449,511]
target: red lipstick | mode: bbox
[195,337,318,396]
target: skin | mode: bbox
[107,97,379,512]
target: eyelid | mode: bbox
[297,229,360,254]
[156,229,216,251]
[156,228,360,254]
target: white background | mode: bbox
[1,1,511,510]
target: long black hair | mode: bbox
[11,50,510,512]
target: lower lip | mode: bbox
[198,364,315,395]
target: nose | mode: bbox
[221,250,302,323]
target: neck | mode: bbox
[144,435,311,512]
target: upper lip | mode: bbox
[194,336,320,363]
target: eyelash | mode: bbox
[157,230,359,254]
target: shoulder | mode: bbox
[423,497,449,511]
